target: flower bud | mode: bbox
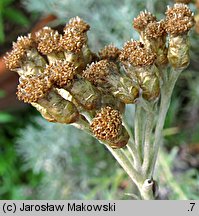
[38,91,79,124]
[133,10,157,39]
[4,34,46,76]
[45,60,77,87]
[64,16,90,33]
[165,4,194,69]
[34,27,64,64]
[82,60,139,104]
[68,78,101,110]
[98,44,121,62]
[61,17,95,71]
[17,75,79,123]
[143,21,168,66]
[135,66,160,101]
[45,60,101,110]
[167,34,190,69]
[91,106,129,148]
[120,40,160,101]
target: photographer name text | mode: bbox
[2,202,116,213]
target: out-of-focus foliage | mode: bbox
[22,0,170,51]
[8,0,198,199]
[0,108,41,199]
[16,117,134,199]
[0,0,30,43]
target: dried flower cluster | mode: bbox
[5,4,194,150]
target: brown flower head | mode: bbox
[133,10,157,32]
[35,27,62,55]
[98,44,121,61]
[120,40,156,66]
[64,16,90,33]
[145,21,167,39]
[82,60,118,86]
[175,0,192,4]
[4,34,35,70]
[165,3,194,35]
[91,106,122,141]
[45,60,77,87]
[17,75,52,103]
[61,27,87,53]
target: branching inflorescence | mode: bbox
[5,3,194,199]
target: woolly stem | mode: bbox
[122,119,142,170]
[149,68,182,177]
[142,107,155,174]
[134,104,145,163]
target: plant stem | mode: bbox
[142,107,155,174]
[134,104,145,163]
[74,113,157,199]
[105,145,143,187]
[149,68,182,177]
[122,119,142,170]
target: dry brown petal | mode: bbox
[120,40,156,66]
[91,106,122,141]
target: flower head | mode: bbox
[61,27,87,53]
[45,60,78,87]
[35,27,62,55]
[133,10,157,32]
[64,16,90,33]
[98,44,121,61]
[82,60,117,86]
[17,75,52,103]
[91,106,122,141]
[145,21,166,39]
[4,34,35,70]
[165,3,194,35]
[120,40,156,66]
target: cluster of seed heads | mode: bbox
[4,4,194,148]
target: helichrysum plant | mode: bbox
[5,3,194,199]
